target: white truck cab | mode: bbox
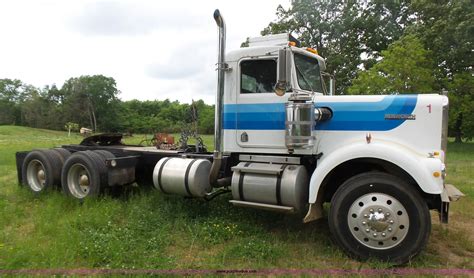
[210,13,462,263]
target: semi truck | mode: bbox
[15,10,463,264]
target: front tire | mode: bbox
[328,172,431,264]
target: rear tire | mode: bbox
[22,150,54,192]
[52,148,71,163]
[22,149,63,193]
[61,151,106,199]
[93,150,115,161]
[328,172,430,265]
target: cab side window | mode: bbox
[240,59,277,94]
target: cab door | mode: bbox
[235,57,288,151]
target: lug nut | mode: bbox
[370,209,374,213]
[386,212,390,216]
[373,233,378,237]
[389,220,394,224]
[378,208,383,212]
[366,229,370,233]
[364,214,369,218]
[382,233,386,237]
[388,228,392,232]
[362,221,367,225]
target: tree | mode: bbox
[61,75,120,132]
[21,87,47,128]
[261,0,412,94]
[64,122,79,137]
[447,73,474,142]
[348,35,436,95]
[409,0,474,142]
[0,79,25,125]
[410,0,473,78]
[0,75,216,135]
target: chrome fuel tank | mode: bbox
[231,162,309,211]
[153,157,212,197]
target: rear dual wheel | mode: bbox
[328,172,431,264]
[21,148,70,193]
[61,150,114,199]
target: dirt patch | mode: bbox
[427,213,474,268]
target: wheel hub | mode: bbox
[367,211,389,232]
[362,206,397,241]
[79,174,89,186]
[67,163,91,198]
[26,159,47,191]
[348,192,409,250]
[37,169,45,183]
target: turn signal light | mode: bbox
[288,41,296,47]
[306,47,318,55]
[433,172,441,178]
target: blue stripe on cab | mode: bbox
[315,95,417,131]
[223,103,285,130]
[223,95,417,131]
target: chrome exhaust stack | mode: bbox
[209,9,226,187]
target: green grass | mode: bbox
[0,125,473,270]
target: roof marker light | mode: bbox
[306,47,318,55]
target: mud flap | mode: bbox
[303,202,324,223]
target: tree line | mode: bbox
[0,76,215,134]
[262,0,473,141]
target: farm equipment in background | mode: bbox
[138,102,207,152]
[139,133,176,149]
[138,131,206,153]
[79,127,93,137]
[15,9,463,264]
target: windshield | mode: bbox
[294,53,323,93]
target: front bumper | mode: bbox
[439,183,464,223]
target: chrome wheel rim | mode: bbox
[347,192,409,250]
[67,163,91,198]
[26,159,46,191]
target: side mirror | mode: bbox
[275,49,289,96]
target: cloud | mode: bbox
[145,61,202,80]
[69,0,204,36]
[145,40,216,80]
[142,50,217,103]
[0,0,289,105]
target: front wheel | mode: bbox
[328,172,431,264]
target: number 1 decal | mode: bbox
[427,104,432,113]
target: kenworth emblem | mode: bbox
[384,114,416,120]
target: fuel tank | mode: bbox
[231,162,309,211]
[153,157,212,197]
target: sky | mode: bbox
[0,0,291,104]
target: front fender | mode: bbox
[309,140,443,204]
